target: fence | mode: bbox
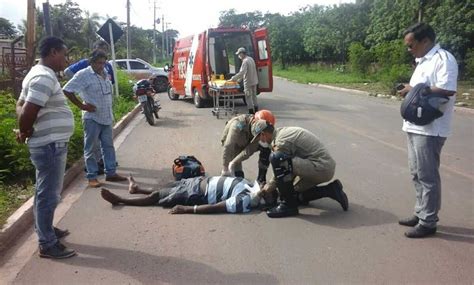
[0,47,28,97]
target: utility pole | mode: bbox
[153,1,156,64]
[166,22,171,57]
[26,0,36,68]
[42,1,52,36]
[161,14,165,60]
[418,0,426,22]
[126,0,131,59]
[153,1,160,64]
[165,22,168,58]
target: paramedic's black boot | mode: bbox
[329,180,348,211]
[267,181,299,218]
[266,194,299,218]
[248,109,255,115]
[234,170,245,178]
[297,185,328,206]
[267,151,299,218]
[254,106,259,112]
[298,179,348,211]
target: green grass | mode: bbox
[274,64,474,107]
[0,182,34,226]
[274,64,370,84]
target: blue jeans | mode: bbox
[29,142,68,249]
[83,119,117,179]
[407,133,446,228]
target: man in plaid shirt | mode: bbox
[64,50,127,187]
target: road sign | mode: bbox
[97,19,123,45]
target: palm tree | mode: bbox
[82,10,101,48]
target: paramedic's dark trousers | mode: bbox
[407,132,446,229]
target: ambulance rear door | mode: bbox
[253,28,273,92]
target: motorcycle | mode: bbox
[133,79,161,126]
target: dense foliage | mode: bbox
[218,0,473,82]
[0,17,18,38]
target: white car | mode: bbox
[112,58,169,92]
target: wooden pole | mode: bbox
[26,0,36,67]
[126,0,131,59]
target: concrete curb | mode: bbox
[274,76,474,115]
[0,103,141,253]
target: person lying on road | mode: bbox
[101,175,272,214]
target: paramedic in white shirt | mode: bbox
[397,22,458,239]
[230,47,259,114]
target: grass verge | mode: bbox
[0,182,34,226]
[274,65,473,108]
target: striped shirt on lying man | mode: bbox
[205,176,258,213]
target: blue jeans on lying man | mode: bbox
[29,142,68,250]
[83,119,118,180]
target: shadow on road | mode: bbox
[297,202,397,229]
[62,243,278,285]
[150,116,189,129]
[436,225,474,244]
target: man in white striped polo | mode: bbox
[100,175,271,214]
[16,37,76,259]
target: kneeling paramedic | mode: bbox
[252,121,349,218]
[221,110,275,184]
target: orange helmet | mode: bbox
[254,109,276,126]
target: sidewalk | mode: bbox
[0,104,141,256]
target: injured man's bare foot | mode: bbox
[101,188,121,205]
[128,174,139,194]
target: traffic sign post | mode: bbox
[97,19,124,97]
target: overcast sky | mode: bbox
[1,0,354,37]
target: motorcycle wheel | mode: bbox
[143,102,155,125]
[153,76,169,93]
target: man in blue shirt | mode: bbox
[64,40,114,84]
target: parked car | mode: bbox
[112,58,169,92]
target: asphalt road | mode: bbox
[5,78,474,284]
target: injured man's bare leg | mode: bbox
[128,174,154,194]
[101,188,161,206]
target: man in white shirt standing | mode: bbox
[398,23,458,238]
[230,47,259,114]
[16,37,76,258]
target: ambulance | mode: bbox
[165,27,272,108]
